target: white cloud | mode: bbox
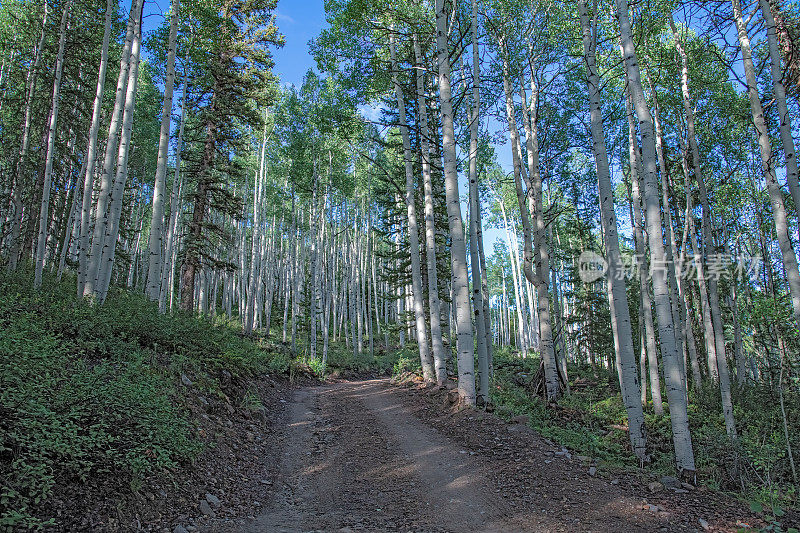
[274,11,295,24]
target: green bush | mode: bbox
[490,349,799,508]
[0,270,282,529]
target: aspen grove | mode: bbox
[1,0,800,528]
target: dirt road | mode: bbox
[204,380,755,532]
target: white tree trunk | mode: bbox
[34,0,71,288]
[624,91,663,415]
[413,34,448,386]
[84,0,139,298]
[518,65,559,401]
[94,0,144,302]
[467,2,489,402]
[8,2,48,271]
[734,0,800,397]
[579,0,646,459]
[616,0,695,474]
[77,0,115,296]
[435,0,476,405]
[760,0,800,226]
[146,0,180,300]
[390,31,434,382]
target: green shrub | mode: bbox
[0,270,283,528]
[490,350,799,507]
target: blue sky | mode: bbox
[273,0,327,87]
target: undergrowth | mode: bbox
[0,270,285,529]
[488,346,799,512]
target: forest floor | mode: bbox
[169,379,769,533]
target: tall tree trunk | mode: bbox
[624,91,663,415]
[649,82,686,372]
[181,112,216,311]
[390,31,434,382]
[467,1,490,403]
[518,62,559,401]
[84,0,139,298]
[497,36,535,353]
[245,119,269,333]
[34,0,71,288]
[676,157,703,389]
[8,2,48,271]
[95,0,144,302]
[435,0,476,405]
[77,0,115,296]
[616,0,695,475]
[146,0,180,300]
[760,0,800,226]
[159,74,189,313]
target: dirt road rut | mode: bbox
[206,380,749,532]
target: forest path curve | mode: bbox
[206,379,742,532]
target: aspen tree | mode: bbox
[413,34,448,386]
[518,61,559,401]
[624,92,662,415]
[146,0,180,301]
[435,0,476,405]
[84,0,139,298]
[733,0,800,336]
[77,0,115,296]
[615,0,695,474]
[760,0,800,226]
[8,1,48,271]
[467,0,490,402]
[95,0,143,303]
[390,30,435,382]
[578,0,646,458]
[33,0,70,288]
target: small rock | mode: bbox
[173,526,189,533]
[511,414,530,425]
[660,476,681,489]
[199,499,216,517]
[610,479,619,485]
[648,481,664,493]
[588,466,597,477]
[554,449,572,460]
[647,504,659,512]
[260,479,272,485]
[198,396,209,406]
[681,482,695,491]
[181,374,193,387]
[205,493,221,508]
[698,518,710,530]
[338,528,354,533]
[576,455,591,464]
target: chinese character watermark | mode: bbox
[577,252,761,284]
